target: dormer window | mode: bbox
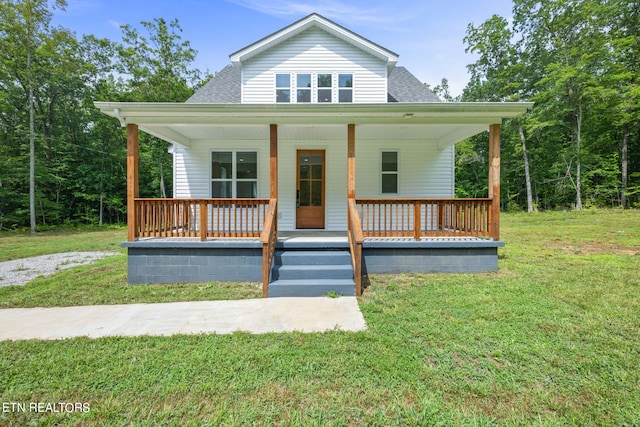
[276,74,291,103]
[317,74,332,103]
[339,74,353,103]
[297,74,311,103]
[276,73,354,103]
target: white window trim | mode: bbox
[380,150,400,195]
[211,150,259,198]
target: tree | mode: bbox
[513,0,610,210]
[0,0,67,231]
[464,14,536,212]
[462,0,639,211]
[604,0,640,207]
[105,18,204,199]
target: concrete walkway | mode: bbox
[0,297,367,341]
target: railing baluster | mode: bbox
[354,198,492,239]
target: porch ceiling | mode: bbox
[95,101,533,148]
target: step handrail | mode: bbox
[260,198,278,298]
[347,198,364,295]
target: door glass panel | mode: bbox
[311,153,323,179]
[299,153,310,179]
[299,181,310,206]
[311,181,322,206]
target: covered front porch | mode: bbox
[96,102,532,296]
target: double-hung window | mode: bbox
[338,74,353,102]
[211,151,258,198]
[296,74,311,103]
[275,74,291,103]
[317,73,332,103]
[381,151,399,194]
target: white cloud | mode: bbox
[224,0,415,28]
[107,19,121,30]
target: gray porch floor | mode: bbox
[132,232,494,244]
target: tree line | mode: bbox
[453,0,639,211]
[1,0,638,231]
[0,0,205,231]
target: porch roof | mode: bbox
[94,101,533,149]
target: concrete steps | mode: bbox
[268,250,355,297]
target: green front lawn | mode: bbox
[1,210,639,425]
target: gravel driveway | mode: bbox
[0,252,120,288]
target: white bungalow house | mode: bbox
[96,13,532,297]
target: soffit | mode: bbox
[95,101,532,148]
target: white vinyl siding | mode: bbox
[356,142,455,199]
[242,27,387,104]
[173,136,454,232]
[173,142,269,199]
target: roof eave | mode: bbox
[94,101,533,126]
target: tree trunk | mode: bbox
[27,16,36,234]
[518,119,534,212]
[99,194,104,226]
[621,123,628,208]
[575,104,583,211]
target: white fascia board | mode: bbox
[94,101,534,127]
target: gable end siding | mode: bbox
[242,28,387,104]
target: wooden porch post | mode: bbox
[347,124,356,199]
[127,123,139,242]
[270,124,278,200]
[489,123,501,241]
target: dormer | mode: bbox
[230,14,399,104]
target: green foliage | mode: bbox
[0,2,204,228]
[461,0,640,211]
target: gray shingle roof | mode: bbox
[186,65,241,104]
[186,65,440,104]
[387,66,441,102]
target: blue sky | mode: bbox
[52,0,514,96]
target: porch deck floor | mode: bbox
[131,234,494,244]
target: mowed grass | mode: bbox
[1,210,639,425]
[0,225,126,262]
[0,227,262,307]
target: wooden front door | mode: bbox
[296,150,325,229]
